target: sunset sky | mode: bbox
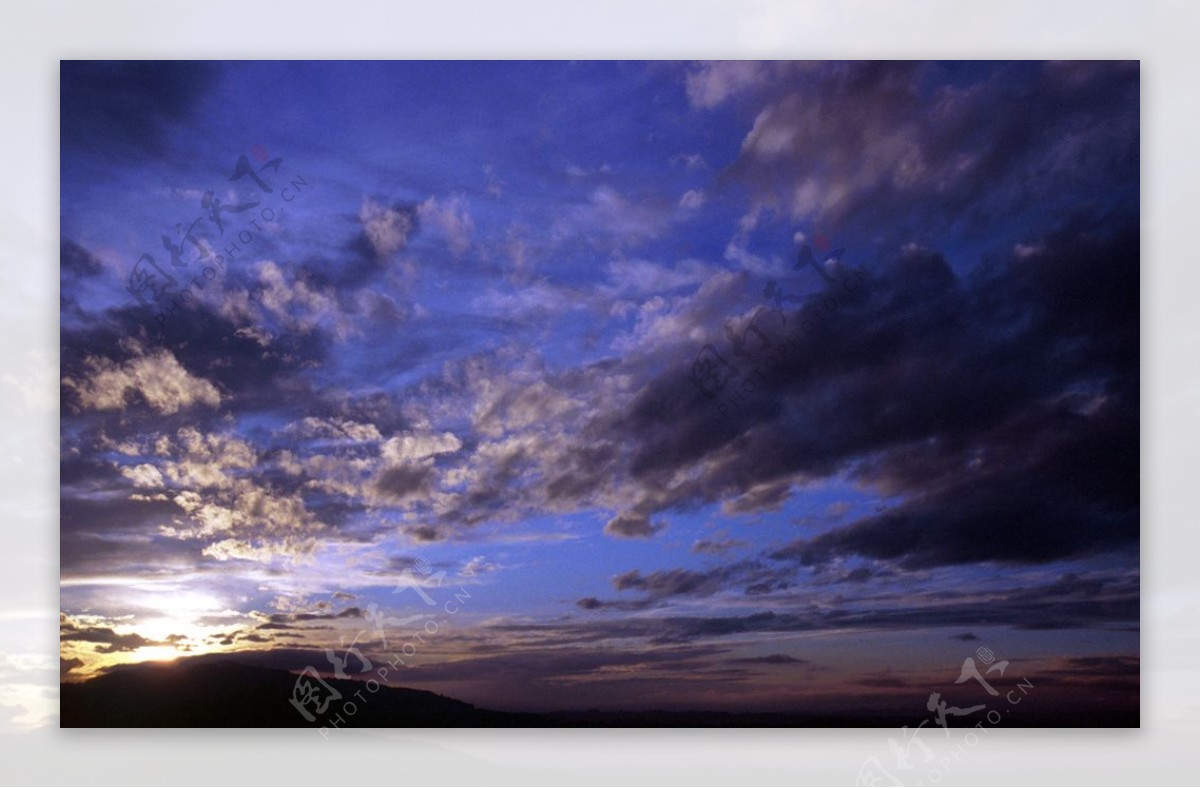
[59,61,1139,720]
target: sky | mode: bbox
[59,60,1139,722]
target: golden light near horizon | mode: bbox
[61,588,246,678]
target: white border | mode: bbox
[2,0,1193,784]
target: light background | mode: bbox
[0,0,1193,784]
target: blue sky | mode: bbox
[59,61,1139,721]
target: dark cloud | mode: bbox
[61,239,104,280]
[405,525,444,543]
[261,606,364,625]
[344,200,421,280]
[603,513,665,539]
[720,481,794,514]
[59,494,197,578]
[61,61,220,159]
[60,657,84,676]
[585,216,1138,570]
[614,566,746,598]
[839,567,875,584]
[691,538,748,555]
[372,464,434,503]
[772,444,1136,570]
[722,61,1138,251]
[60,618,162,654]
[1034,655,1139,694]
[728,653,807,665]
[60,290,329,422]
[237,633,270,643]
[575,596,653,612]
[566,571,1137,643]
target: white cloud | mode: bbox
[741,101,798,157]
[602,258,719,298]
[461,555,499,577]
[63,343,220,415]
[418,195,475,255]
[610,268,745,356]
[555,186,665,245]
[282,417,383,443]
[202,536,317,563]
[670,153,708,171]
[483,163,505,197]
[359,197,415,259]
[685,61,768,109]
[161,427,257,490]
[257,262,341,330]
[120,463,164,489]
[470,279,580,321]
[161,468,325,564]
[381,431,462,463]
[678,189,706,211]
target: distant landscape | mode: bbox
[61,659,1138,728]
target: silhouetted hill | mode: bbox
[61,660,543,727]
[61,658,1139,727]
[538,707,1138,727]
[540,709,917,727]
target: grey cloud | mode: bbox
[603,513,665,539]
